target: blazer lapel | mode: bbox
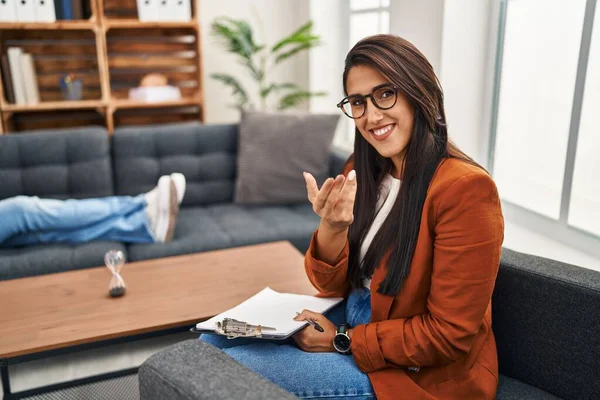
[370,265,395,321]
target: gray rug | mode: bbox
[20,373,139,400]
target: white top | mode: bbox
[359,174,402,289]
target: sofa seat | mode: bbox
[140,341,564,400]
[497,375,561,399]
[0,241,127,281]
[126,203,321,262]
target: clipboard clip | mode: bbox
[215,318,276,339]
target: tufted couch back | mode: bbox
[112,122,238,207]
[0,127,114,201]
[0,122,348,208]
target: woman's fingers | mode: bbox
[321,175,345,216]
[294,309,325,323]
[303,172,319,203]
[312,177,337,211]
[338,170,357,209]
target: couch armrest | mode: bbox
[139,340,298,400]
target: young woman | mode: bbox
[201,34,504,400]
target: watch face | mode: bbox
[334,333,351,352]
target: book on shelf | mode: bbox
[138,0,191,22]
[1,56,16,104]
[5,48,40,105]
[35,0,57,22]
[0,0,18,22]
[0,0,56,22]
[15,0,36,22]
[53,0,87,20]
[21,53,40,104]
[7,48,26,105]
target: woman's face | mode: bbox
[345,65,414,177]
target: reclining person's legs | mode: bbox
[0,173,186,246]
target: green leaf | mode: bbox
[274,41,319,64]
[260,82,299,98]
[211,73,249,106]
[278,90,327,110]
[271,21,315,52]
[211,17,262,60]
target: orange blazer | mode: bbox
[305,157,504,400]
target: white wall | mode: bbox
[386,0,494,164]
[199,0,310,123]
[308,0,349,150]
[389,0,444,73]
[439,0,494,164]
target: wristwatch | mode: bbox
[333,323,352,354]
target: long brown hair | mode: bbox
[345,34,481,295]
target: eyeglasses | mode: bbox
[337,84,399,119]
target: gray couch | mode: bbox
[139,248,600,400]
[0,123,347,280]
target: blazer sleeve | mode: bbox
[350,172,504,372]
[304,157,355,298]
[304,231,351,297]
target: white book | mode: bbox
[21,53,40,104]
[0,0,17,22]
[154,0,169,21]
[136,0,159,22]
[15,0,36,22]
[7,48,26,105]
[195,287,343,340]
[170,0,191,22]
[34,0,56,22]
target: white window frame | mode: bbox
[337,1,391,151]
[487,0,600,258]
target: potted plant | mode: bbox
[211,17,326,110]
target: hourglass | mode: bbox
[105,250,126,297]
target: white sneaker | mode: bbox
[170,173,186,205]
[145,176,179,243]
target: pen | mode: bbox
[296,312,324,332]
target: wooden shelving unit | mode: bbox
[0,0,203,134]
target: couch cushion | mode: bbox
[0,241,126,280]
[0,126,113,200]
[492,248,600,400]
[235,110,339,205]
[126,204,319,262]
[496,375,561,400]
[112,122,237,207]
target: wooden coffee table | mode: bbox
[0,241,316,399]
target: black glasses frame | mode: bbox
[336,84,399,119]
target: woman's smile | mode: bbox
[369,123,396,141]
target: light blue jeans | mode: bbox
[0,195,154,246]
[200,289,376,399]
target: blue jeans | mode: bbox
[201,289,375,399]
[0,195,154,246]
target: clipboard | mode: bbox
[192,287,343,340]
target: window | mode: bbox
[338,0,390,151]
[489,0,600,254]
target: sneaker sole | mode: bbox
[155,176,171,243]
[164,180,179,243]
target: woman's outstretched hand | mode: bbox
[303,170,357,234]
[292,309,336,352]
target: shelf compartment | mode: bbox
[0,29,103,104]
[106,27,200,100]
